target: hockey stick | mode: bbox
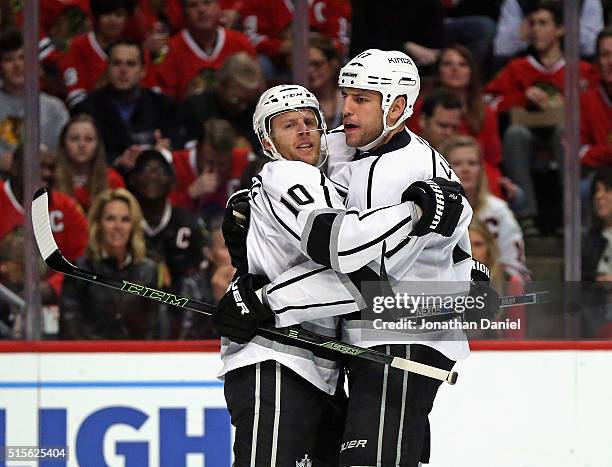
[32,189,458,385]
[501,291,550,308]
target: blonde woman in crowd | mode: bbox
[55,114,125,213]
[442,135,529,279]
[469,219,526,338]
[60,188,160,340]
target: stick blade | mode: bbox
[390,356,458,384]
[32,188,61,261]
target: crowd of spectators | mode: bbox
[0,0,610,340]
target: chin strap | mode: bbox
[357,113,408,152]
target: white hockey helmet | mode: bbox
[338,49,420,151]
[253,84,327,161]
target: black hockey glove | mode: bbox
[464,260,500,323]
[222,189,251,271]
[212,273,274,344]
[401,178,465,237]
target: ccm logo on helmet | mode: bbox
[388,57,414,65]
[282,92,307,99]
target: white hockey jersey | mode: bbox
[219,159,423,394]
[477,194,529,278]
[263,128,473,361]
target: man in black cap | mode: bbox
[126,149,211,338]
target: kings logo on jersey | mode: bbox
[296,454,312,467]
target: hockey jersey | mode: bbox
[579,84,612,168]
[152,28,256,100]
[142,201,205,286]
[59,32,158,108]
[219,159,423,394]
[0,181,88,294]
[477,194,528,278]
[485,55,592,111]
[263,129,473,362]
[170,147,251,213]
[69,167,125,213]
[239,0,351,56]
[59,32,108,108]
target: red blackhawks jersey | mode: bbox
[70,168,126,213]
[136,0,184,35]
[59,32,157,107]
[240,0,351,56]
[169,147,251,212]
[579,84,612,168]
[152,28,256,100]
[485,55,592,112]
[59,32,108,108]
[134,0,243,37]
[0,181,88,294]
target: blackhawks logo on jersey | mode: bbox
[0,116,23,148]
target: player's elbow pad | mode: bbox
[302,210,342,269]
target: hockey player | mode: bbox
[212,83,467,466]
[218,50,481,466]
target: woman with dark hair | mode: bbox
[55,114,125,213]
[580,167,612,338]
[408,44,505,197]
[60,188,161,340]
[583,167,612,282]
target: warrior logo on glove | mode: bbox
[425,180,450,230]
[402,177,465,237]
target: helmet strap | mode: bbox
[356,100,409,152]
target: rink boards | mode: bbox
[0,341,611,467]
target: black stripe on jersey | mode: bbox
[306,212,337,267]
[337,215,412,257]
[330,178,348,192]
[452,245,471,264]
[431,147,437,177]
[385,236,412,258]
[274,299,355,314]
[320,172,333,208]
[267,265,330,294]
[367,130,411,158]
[413,134,438,177]
[366,156,383,209]
[262,189,300,240]
[280,196,300,218]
